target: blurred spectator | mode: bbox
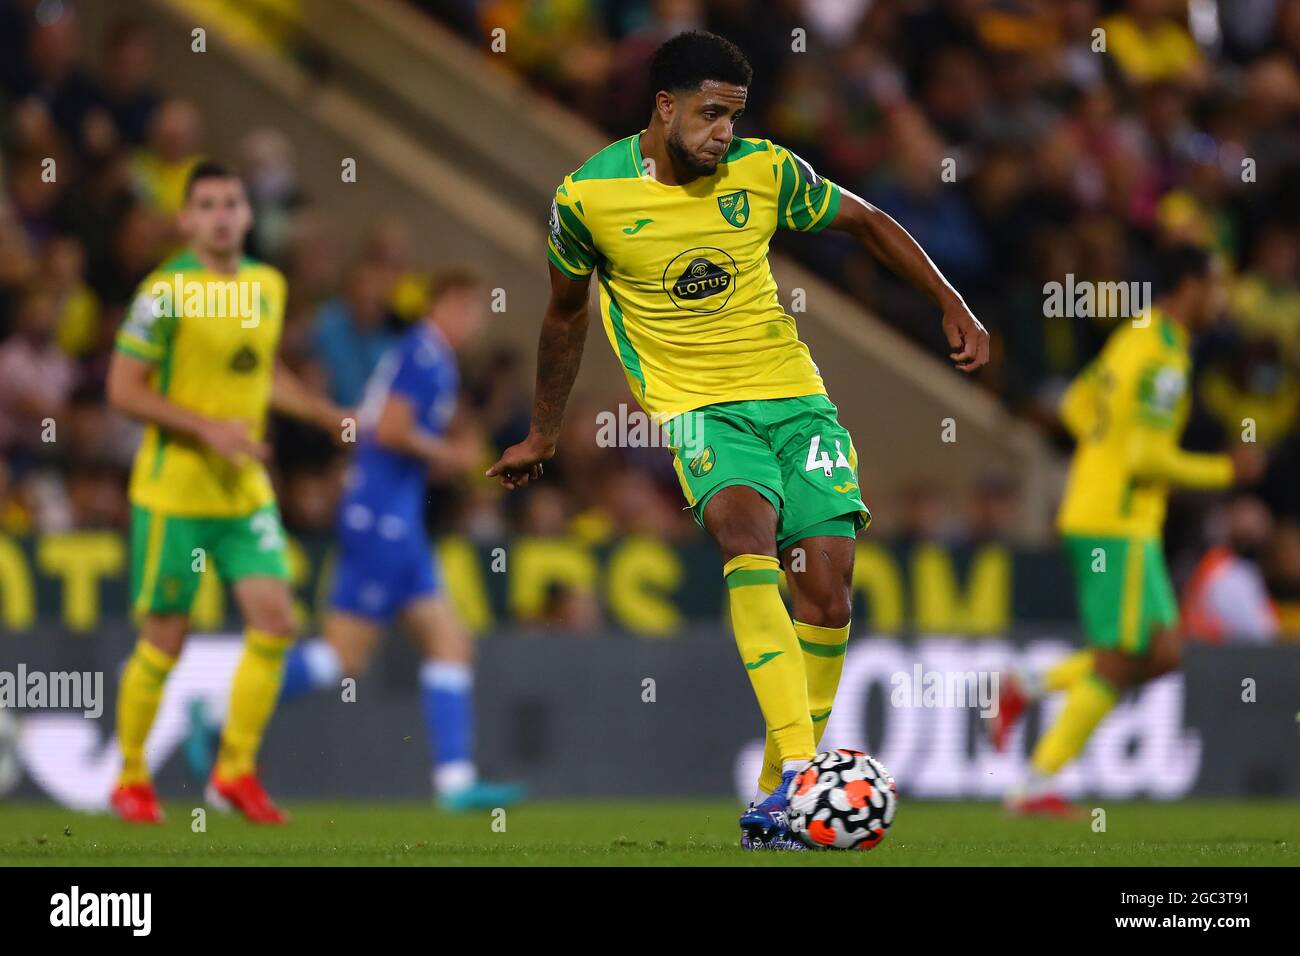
[1100,0,1207,88]
[98,18,161,146]
[1230,223,1300,362]
[1266,520,1300,635]
[241,128,303,263]
[9,5,111,158]
[310,260,400,406]
[0,288,74,458]
[42,235,99,356]
[129,98,204,218]
[1183,496,1281,642]
[65,460,130,530]
[967,472,1020,543]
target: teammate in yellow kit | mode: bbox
[487,31,989,848]
[992,244,1262,815]
[107,162,344,824]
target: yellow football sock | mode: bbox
[758,619,850,795]
[1043,649,1094,693]
[725,554,815,773]
[116,639,179,786]
[215,628,293,780]
[1031,674,1117,776]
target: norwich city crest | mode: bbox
[717,190,749,228]
[688,445,716,477]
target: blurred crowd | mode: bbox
[2,0,1299,637]
[0,0,716,601]
[422,0,1300,634]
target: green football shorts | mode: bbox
[661,394,870,551]
[1063,533,1178,654]
[130,502,290,615]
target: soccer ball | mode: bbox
[785,749,897,850]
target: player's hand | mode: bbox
[199,419,269,465]
[486,433,553,490]
[1230,444,1266,486]
[941,297,990,373]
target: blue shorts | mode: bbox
[330,505,439,621]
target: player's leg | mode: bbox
[704,485,816,775]
[398,536,525,810]
[752,530,855,801]
[750,395,868,800]
[281,517,401,705]
[666,402,818,848]
[278,611,381,707]
[704,486,816,849]
[399,594,525,810]
[112,504,203,823]
[208,504,295,823]
[1011,535,1160,815]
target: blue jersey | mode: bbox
[331,325,457,620]
[344,325,459,522]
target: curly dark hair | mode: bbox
[649,30,752,95]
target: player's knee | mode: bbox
[802,600,851,630]
[331,642,369,677]
[251,606,296,640]
[141,615,189,657]
[1093,649,1139,690]
[792,587,851,629]
[713,524,777,564]
[1149,633,1182,677]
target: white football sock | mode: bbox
[303,639,343,690]
[434,760,477,796]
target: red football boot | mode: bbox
[110,782,165,824]
[988,673,1030,752]
[206,772,289,824]
[1005,792,1086,820]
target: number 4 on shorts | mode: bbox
[805,435,849,478]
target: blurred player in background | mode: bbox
[991,245,1263,816]
[487,31,987,848]
[277,272,526,811]
[108,162,344,824]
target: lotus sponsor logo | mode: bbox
[663,247,738,313]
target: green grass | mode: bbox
[1,800,1297,866]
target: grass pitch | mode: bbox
[1,800,1296,866]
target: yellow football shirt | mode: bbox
[1056,310,1232,539]
[547,134,841,420]
[116,250,286,516]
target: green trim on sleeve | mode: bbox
[805,181,843,233]
[115,337,162,363]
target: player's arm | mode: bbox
[1059,362,1101,440]
[271,360,349,434]
[372,393,480,473]
[107,350,267,464]
[827,190,989,372]
[1119,353,1248,489]
[1127,429,1242,490]
[487,263,592,489]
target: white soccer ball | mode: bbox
[785,749,898,850]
